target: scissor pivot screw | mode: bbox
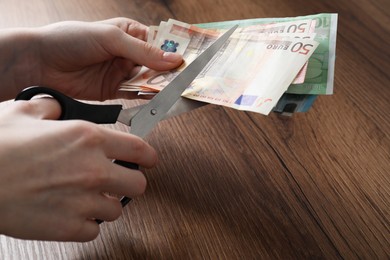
[150,109,157,115]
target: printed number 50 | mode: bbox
[291,42,314,55]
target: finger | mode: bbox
[97,18,149,41]
[129,39,183,70]
[72,220,100,242]
[12,98,62,120]
[86,193,122,222]
[100,161,148,197]
[104,31,183,71]
[99,127,158,169]
[125,61,142,79]
[113,57,140,79]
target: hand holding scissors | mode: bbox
[15,25,237,227]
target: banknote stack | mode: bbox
[121,13,338,116]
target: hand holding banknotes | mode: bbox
[0,17,182,242]
[0,17,183,101]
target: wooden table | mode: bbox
[0,0,389,259]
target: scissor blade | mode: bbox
[163,98,207,119]
[118,98,207,125]
[129,24,238,138]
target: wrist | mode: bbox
[0,27,41,100]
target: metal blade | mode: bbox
[118,98,207,125]
[117,105,145,125]
[129,24,238,138]
[162,98,207,119]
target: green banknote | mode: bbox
[197,13,338,95]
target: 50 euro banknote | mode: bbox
[197,13,338,95]
[147,18,317,84]
[123,20,319,115]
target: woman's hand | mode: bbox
[0,98,157,241]
[0,17,182,101]
[36,17,182,100]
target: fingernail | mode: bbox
[162,52,182,63]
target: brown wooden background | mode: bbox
[0,0,389,259]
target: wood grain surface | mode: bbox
[0,0,389,259]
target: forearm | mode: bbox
[0,28,41,101]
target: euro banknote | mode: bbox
[147,18,317,84]
[122,19,319,115]
[197,13,338,95]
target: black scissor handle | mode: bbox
[15,86,122,124]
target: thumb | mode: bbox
[13,98,62,120]
[114,33,183,71]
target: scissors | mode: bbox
[15,25,237,224]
